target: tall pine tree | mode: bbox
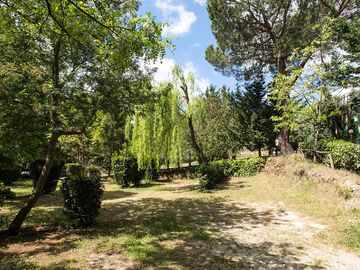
[231,75,275,156]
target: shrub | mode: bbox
[112,155,143,188]
[325,140,360,173]
[0,168,21,185]
[61,163,103,228]
[31,160,64,194]
[198,161,228,189]
[144,160,159,182]
[223,157,266,177]
[0,182,16,206]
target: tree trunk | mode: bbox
[187,117,207,164]
[258,148,262,157]
[276,56,294,154]
[276,127,293,154]
[7,133,59,235]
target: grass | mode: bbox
[0,171,359,269]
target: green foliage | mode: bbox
[197,157,265,189]
[271,18,344,151]
[198,161,228,190]
[193,85,236,160]
[325,140,360,172]
[0,0,168,175]
[129,84,180,169]
[112,154,144,188]
[31,160,63,194]
[223,158,266,177]
[329,18,360,87]
[231,74,275,154]
[205,0,355,78]
[128,82,195,169]
[61,163,103,228]
[65,163,83,181]
[144,160,159,182]
[0,182,16,207]
[172,65,207,164]
[90,111,126,174]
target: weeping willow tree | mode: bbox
[127,65,206,169]
[126,83,188,170]
[172,65,207,164]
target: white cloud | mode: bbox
[194,0,206,6]
[149,58,176,83]
[149,59,210,94]
[155,0,196,36]
[197,77,211,93]
[193,43,201,47]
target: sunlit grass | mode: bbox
[1,170,359,269]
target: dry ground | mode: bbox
[1,172,360,269]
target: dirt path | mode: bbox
[2,178,360,270]
[158,179,360,270]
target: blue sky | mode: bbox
[139,0,238,93]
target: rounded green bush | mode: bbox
[61,163,103,228]
[112,154,144,188]
[325,140,360,172]
[198,161,228,189]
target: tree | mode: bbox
[90,111,126,175]
[0,0,167,235]
[288,63,340,158]
[271,13,359,151]
[206,0,357,153]
[129,83,178,170]
[193,85,236,160]
[327,18,360,88]
[172,65,207,164]
[231,74,275,156]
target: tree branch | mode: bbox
[67,0,133,35]
[44,0,70,37]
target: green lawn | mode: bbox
[0,174,359,269]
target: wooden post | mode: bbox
[329,153,335,170]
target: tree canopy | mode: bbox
[0,0,168,235]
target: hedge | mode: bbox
[61,163,103,228]
[223,157,266,177]
[325,140,360,173]
[198,161,228,189]
[197,157,265,190]
[112,154,144,188]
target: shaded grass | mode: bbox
[0,173,359,269]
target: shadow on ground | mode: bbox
[1,182,324,269]
[88,197,323,269]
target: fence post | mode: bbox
[329,153,335,170]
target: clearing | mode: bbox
[1,164,360,269]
